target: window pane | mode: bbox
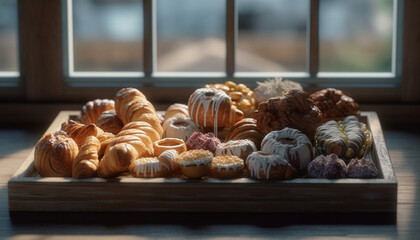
[0,0,18,72]
[157,0,225,72]
[319,0,393,72]
[72,0,143,72]
[237,0,308,72]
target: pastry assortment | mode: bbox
[34,80,378,180]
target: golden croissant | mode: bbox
[61,120,105,147]
[72,136,100,178]
[98,143,138,178]
[34,131,78,177]
[115,87,156,124]
[80,99,115,124]
[95,110,123,135]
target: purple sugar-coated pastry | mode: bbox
[307,154,347,179]
[347,158,378,178]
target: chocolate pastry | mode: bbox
[310,88,359,118]
[254,90,322,142]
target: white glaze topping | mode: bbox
[177,150,214,167]
[215,139,257,160]
[188,88,230,137]
[158,149,178,170]
[247,151,288,180]
[211,155,244,173]
[162,117,200,142]
[132,158,163,177]
[261,128,312,170]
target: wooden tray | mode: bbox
[8,111,397,214]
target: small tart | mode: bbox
[153,138,187,157]
[177,149,213,179]
[129,157,170,178]
[215,139,257,161]
[210,155,244,179]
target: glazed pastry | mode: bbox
[153,138,187,157]
[177,149,213,179]
[34,131,78,177]
[98,143,138,178]
[163,103,189,123]
[254,89,322,142]
[72,136,100,179]
[210,155,244,179]
[246,151,298,180]
[225,118,265,149]
[129,155,172,178]
[114,87,158,125]
[315,115,372,161]
[162,117,200,142]
[260,128,313,171]
[346,158,378,178]
[215,139,257,161]
[188,88,244,136]
[307,154,347,179]
[205,81,256,117]
[121,121,161,143]
[95,110,124,135]
[61,120,105,147]
[253,78,303,105]
[158,149,180,172]
[80,99,115,124]
[186,132,221,154]
[310,88,359,119]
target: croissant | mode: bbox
[163,103,189,123]
[72,136,100,178]
[188,88,244,133]
[61,121,105,147]
[225,118,265,149]
[132,113,163,137]
[98,143,138,178]
[121,121,161,143]
[95,110,124,135]
[115,87,157,124]
[80,99,115,124]
[97,132,116,157]
[117,129,154,157]
[34,131,78,177]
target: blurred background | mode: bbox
[0,0,393,74]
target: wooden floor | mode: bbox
[0,124,419,240]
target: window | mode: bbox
[0,0,19,83]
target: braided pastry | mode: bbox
[80,99,115,124]
[95,110,123,135]
[188,88,244,135]
[315,115,372,161]
[225,118,265,149]
[72,136,100,178]
[120,121,161,143]
[310,88,359,118]
[34,131,78,177]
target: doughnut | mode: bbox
[129,152,177,178]
[153,138,187,157]
[186,132,221,154]
[177,149,213,179]
[210,155,244,179]
[215,139,257,161]
[260,128,313,171]
[346,158,378,178]
[162,117,200,142]
[246,151,298,180]
[307,154,347,179]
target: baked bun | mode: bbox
[34,131,78,177]
[177,149,213,179]
[163,103,189,123]
[215,139,257,161]
[246,151,298,180]
[260,128,313,171]
[254,89,322,142]
[225,118,265,149]
[95,110,123,135]
[210,155,244,179]
[153,138,187,157]
[162,117,200,142]
[72,136,100,178]
[80,99,115,124]
[310,88,359,119]
[188,88,244,135]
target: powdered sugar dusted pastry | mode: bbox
[215,139,257,161]
[246,151,298,180]
[162,117,200,142]
[253,78,303,105]
[307,154,347,179]
[177,149,213,178]
[346,158,378,178]
[186,132,221,153]
[210,155,244,179]
[261,128,313,171]
[153,138,187,157]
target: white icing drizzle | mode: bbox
[178,157,213,167]
[247,151,288,180]
[211,155,244,173]
[215,139,257,160]
[133,158,163,177]
[260,128,312,170]
[162,117,200,142]
[188,88,230,137]
[158,149,178,170]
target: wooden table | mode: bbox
[1,125,419,240]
